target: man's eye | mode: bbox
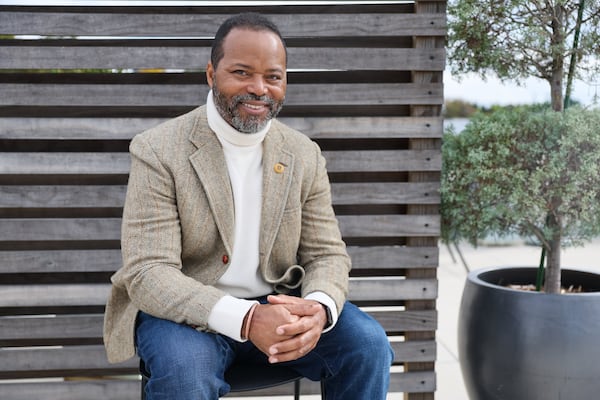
[233,70,248,76]
[268,75,282,81]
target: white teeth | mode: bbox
[243,103,263,110]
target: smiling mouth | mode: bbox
[242,102,267,111]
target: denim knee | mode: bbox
[136,311,233,399]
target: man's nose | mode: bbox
[247,75,267,96]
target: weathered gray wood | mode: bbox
[0,153,129,175]
[0,185,126,208]
[388,371,436,393]
[0,311,436,344]
[0,46,445,71]
[0,3,443,398]
[0,284,110,308]
[338,215,440,237]
[325,150,441,173]
[0,117,166,140]
[0,215,438,242]
[0,116,443,140]
[0,150,438,175]
[0,345,137,374]
[0,250,121,273]
[0,277,435,308]
[0,380,141,400]
[1,82,443,107]
[0,314,104,342]
[0,182,437,209]
[331,182,440,205]
[346,246,439,269]
[390,340,436,362]
[374,309,437,331]
[0,246,437,274]
[0,218,121,241]
[349,278,437,301]
[0,370,435,398]
[1,12,446,37]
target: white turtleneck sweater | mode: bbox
[205,91,337,342]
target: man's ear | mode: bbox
[206,62,214,88]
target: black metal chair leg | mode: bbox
[293,378,300,400]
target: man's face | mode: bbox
[207,28,287,133]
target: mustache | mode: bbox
[232,93,277,107]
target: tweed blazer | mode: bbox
[103,106,351,363]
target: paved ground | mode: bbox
[231,237,600,399]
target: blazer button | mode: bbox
[222,255,229,264]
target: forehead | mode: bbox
[220,28,286,67]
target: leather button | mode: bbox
[222,255,229,264]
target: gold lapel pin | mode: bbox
[274,163,285,174]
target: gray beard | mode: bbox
[212,81,284,134]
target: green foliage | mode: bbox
[447,0,600,111]
[441,106,600,250]
[448,0,600,82]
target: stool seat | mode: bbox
[226,362,301,393]
[140,359,324,399]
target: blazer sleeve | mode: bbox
[298,141,351,314]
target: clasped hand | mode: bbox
[247,294,327,363]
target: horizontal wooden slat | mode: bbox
[0,380,142,400]
[0,246,437,274]
[1,12,446,37]
[0,219,121,241]
[326,150,441,172]
[0,153,129,175]
[0,312,436,345]
[0,82,443,107]
[0,116,443,139]
[332,182,440,205]
[0,46,445,71]
[389,370,436,394]
[0,182,438,209]
[0,314,104,342]
[0,249,121,273]
[0,185,126,208]
[347,246,439,269]
[0,370,434,398]
[0,284,110,308]
[0,150,440,175]
[373,309,437,332]
[0,277,436,309]
[0,345,137,376]
[338,215,440,237]
[0,215,438,242]
[349,278,437,301]
[391,340,437,363]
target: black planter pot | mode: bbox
[458,267,600,400]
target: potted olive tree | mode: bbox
[442,104,600,399]
[444,1,600,398]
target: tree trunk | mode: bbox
[550,3,565,112]
[545,214,562,294]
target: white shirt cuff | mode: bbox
[207,295,259,342]
[305,291,338,333]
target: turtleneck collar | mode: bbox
[206,90,270,147]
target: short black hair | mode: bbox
[211,13,287,69]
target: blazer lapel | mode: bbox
[188,122,235,256]
[260,127,295,265]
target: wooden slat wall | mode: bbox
[0,2,445,399]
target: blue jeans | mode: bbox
[136,301,394,400]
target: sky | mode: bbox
[444,69,600,108]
